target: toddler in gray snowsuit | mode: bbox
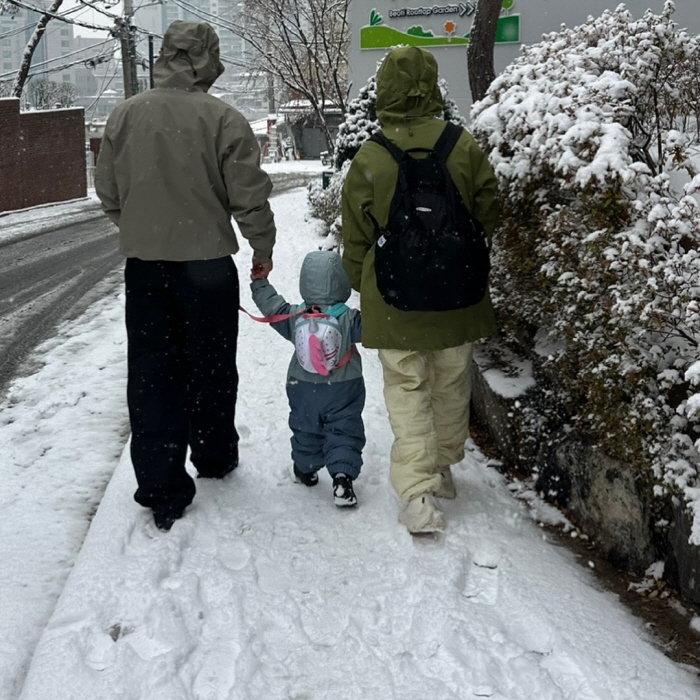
[250,251,365,506]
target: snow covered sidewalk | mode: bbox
[0,195,103,245]
[5,187,700,700]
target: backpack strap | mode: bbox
[334,345,355,369]
[324,302,349,318]
[367,130,411,241]
[430,121,464,163]
[369,123,463,163]
[368,130,405,163]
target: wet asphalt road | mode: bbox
[0,172,318,397]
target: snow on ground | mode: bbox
[263,160,325,175]
[0,269,129,699]
[0,193,103,245]
[1,172,699,700]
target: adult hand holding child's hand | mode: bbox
[251,260,273,280]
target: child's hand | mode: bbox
[251,260,273,280]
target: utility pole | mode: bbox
[148,35,155,89]
[118,0,139,100]
[267,72,275,113]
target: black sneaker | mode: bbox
[293,464,319,486]
[195,452,239,479]
[332,473,357,507]
[152,509,183,532]
[197,462,237,479]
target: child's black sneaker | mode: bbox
[332,473,357,507]
[293,464,319,487]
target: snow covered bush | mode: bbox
[308,53,467,244]
[332,73,379,172]
[470,1,700,538]
[306,159,351,246]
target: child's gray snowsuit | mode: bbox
[250,251,365,479]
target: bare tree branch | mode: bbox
[222,0,349,151]
[12,0,65,99]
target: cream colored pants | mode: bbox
[378,342,474,502]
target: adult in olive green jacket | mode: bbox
[95,21,277,532]
[341,46,498,534]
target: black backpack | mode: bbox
[366,122,490,312]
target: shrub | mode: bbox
[306,160,351,247]
[470,1,700,539]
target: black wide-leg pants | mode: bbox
[124,257,240,516]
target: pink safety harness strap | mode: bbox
[240,305,356,371]
[239,305,304,324]
[239,305,342,325]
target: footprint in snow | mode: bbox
[462,545,502,606]
[192,639,241,700]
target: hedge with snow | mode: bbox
[470,1,700,540]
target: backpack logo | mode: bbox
[294,311,347,376]
[367,122,490,312]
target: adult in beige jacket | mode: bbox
[95,21,276,532]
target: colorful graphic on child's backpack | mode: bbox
[294,308,354,376]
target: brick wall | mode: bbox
[0,98,87,213]
[0,99,22,214]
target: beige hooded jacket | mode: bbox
[95,21,276,263]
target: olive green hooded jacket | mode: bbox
[341,46,498,350]
[95,21,276,263]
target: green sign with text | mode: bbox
[360,2,520,49]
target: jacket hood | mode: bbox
[375,46,443,126]
[153,21,224,91]
[299,251,351,307]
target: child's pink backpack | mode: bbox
[293,307,353,376]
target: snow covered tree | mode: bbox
[7,0,65,100]
[332,73,378,171]
[1,0,115,102]
[470,1,700,538]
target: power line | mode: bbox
[0,44,118,80]
[1,0,113,33]
[74,0,121,22]
[170,0,241,35]
[85,57,120,119]
[0,37,115,78]
[0,4,87,40]
[0,35,114,74]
